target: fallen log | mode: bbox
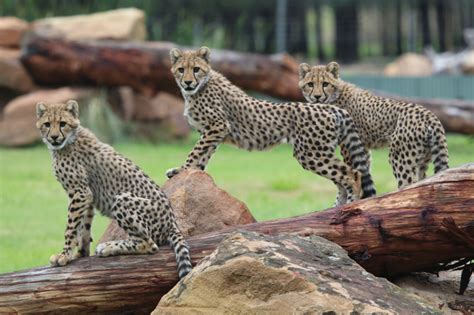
[21,35,301,100]
[0,164,472,314]
[373,91,474,135]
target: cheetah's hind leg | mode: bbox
[95,193,159,257]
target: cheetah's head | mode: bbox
[170,46,211,96]
[298,62,342,104]
[36,100,80,151]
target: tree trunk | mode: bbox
[0,164,473,314]
[335,2,359,62]
[315,3,325,61]
[396,0,403,55]
[419,0,431,48]
[436,0,446,51]
[21,35,301,100]
[373,91,474,135]
[20,36,474,135]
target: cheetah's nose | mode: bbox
[184,80,192,86]
[51,135,59,141]
[314,95,321,102]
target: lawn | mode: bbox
[0,133,472,273]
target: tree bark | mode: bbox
[21,35,301,100]
[20,36,474,135]
[0,164,473,314]
[335,2,359,62]
[373,91,474,135]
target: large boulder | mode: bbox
[32,8,146,41]
[0,17,29,48]
[0,48,36,93]
[384,53,433,76]
[107,88,190,139]
[0,87,96,146]
[99,169,256,242]
[154,231,436,314]
[461,50,474,74]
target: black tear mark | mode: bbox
[369,216,389,242]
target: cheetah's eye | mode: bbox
[307,82,314,88]
[44,122,50,128]
[323,82,329,88]
[193,67,200,73]
[178,67,184,74]
[60,121,67,128]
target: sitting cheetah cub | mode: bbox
[167,47,376,205]
[36,101,192,278]
[299,62,449,188]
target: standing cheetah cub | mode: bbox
[299,62,449,188]
[36,101,192,278]
[167,47,376,205]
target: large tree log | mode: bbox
[0,164,472,314]
[373,91,474,135]
[21,36,473,135]
[21,35,301,100]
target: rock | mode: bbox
[461,50,474,74]
[32,8,146,41]
[107,87,190,139]
[99,169,256,243]
[0,17,29,48]
[384,53,433,76]
[0,87,96,146]
[394,271,474,314]
[0,48,36,92]
[154,231,437,314]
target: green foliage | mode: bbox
[0,134,473,273]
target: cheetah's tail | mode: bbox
[429,120,449,173]
[168,229,192,279]
[340,115,376,199]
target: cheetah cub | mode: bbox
[36,101,192,278]
[167,47,376,205]
[299,62,449,188]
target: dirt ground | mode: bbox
[394,270,473,314]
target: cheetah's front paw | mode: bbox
[95,242,118,257]
[166,167,182,179]
[49,252,72,267]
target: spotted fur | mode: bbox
[299,62,449,188]
[36,101,191,278]
[168,47,376,205]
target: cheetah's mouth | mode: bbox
[184,87,195,91]
[50,140,64,146]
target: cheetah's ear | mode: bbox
[197,46,210,63]
[298,63,311,80]
[66,100,79,118]
[36,102,47,118]
[170,48,182,65]
[326,61,340,79]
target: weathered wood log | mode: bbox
[373,91,474,135]
[21,35,301,100]
[0,164,472,314]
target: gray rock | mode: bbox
[154,231,439,314]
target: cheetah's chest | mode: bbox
[183,99,204,131]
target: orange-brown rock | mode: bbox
[0,48,36,93]
[32,8,146,41]
[0,87,96,146]
[0,17,29,48]
[100,169,256,243]
[384,53,433,76]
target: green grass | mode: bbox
[0,133,473,273]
